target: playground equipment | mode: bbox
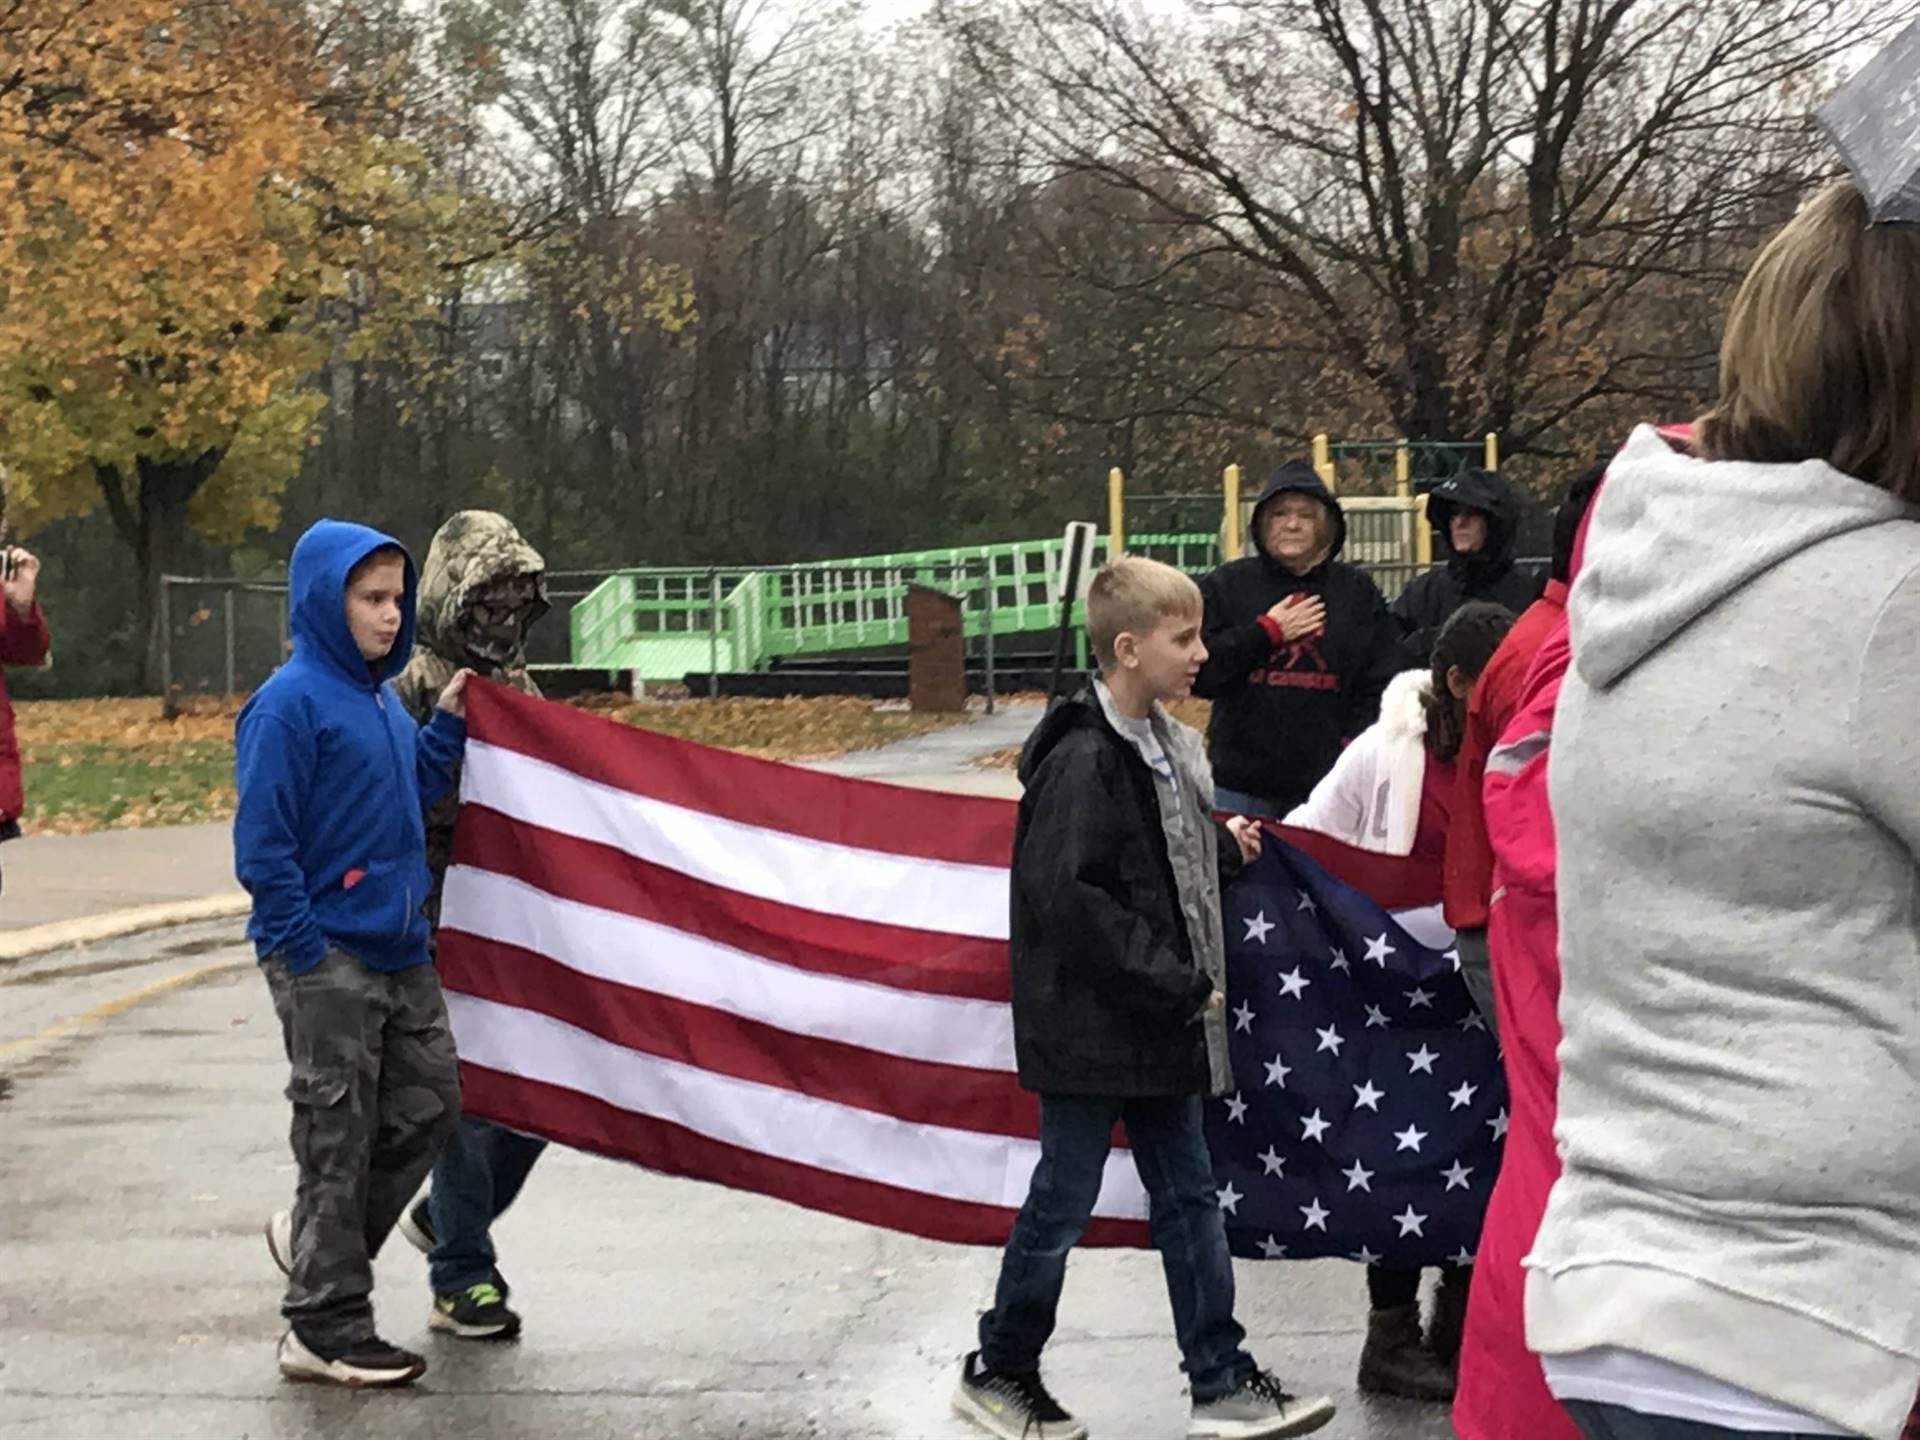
[570,432,1499,684]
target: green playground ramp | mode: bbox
[568,497,1438,683]
[569,532,1221,682]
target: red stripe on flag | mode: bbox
[459,1063,1151,1249]
[468,680,1016,868]
[449,804,1010,1000]
[440,933,1038,1138]
[1263,824,1444,910]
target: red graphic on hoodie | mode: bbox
[1253,634,1339,692]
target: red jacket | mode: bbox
[1451,615,1578,1440]
[1442,579,1568,931]
[0,601,51,820]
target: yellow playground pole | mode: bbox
[1222,464,1242,560]
[1108,467,1125,558]
[1485,432,1500,470]
[1394,442,1412,498]
[1312,433,1335,489]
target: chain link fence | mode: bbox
[157,569,614,714]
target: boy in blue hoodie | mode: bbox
[235,520,472,1388]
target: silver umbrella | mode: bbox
[1817,17,1920,225]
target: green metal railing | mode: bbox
[571,536,1198,682]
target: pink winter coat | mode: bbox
[1450,615,1577,1440]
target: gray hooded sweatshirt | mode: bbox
[1525,425,1920,1439]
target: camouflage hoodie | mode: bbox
[392,510,548,919]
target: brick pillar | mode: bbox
[905,583,966,714]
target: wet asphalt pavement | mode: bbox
[0,924,1458,1440]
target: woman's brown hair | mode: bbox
[1698,180,1920,503]
[1422,601,1514,763]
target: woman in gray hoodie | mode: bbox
[1530,180,1920,1440]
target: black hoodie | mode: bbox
[1009,687,1243,1097]
[1193,461,1401,811]
[1389,467,1543,665]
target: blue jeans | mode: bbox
[1563,1400,1850,1440]
[978,1094,1254,1402]
[426,1117,549,1295]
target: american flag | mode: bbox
[436,682,1500,1259]
[436,681,1146,1247]
[1209,833,1506,1267]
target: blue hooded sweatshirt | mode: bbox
[232,520,466,975]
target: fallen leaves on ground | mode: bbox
[11,694,972,835]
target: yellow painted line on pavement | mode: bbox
[0,955,250,1063]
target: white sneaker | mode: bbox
[277,1329,426,1387]
[1189,1368,1335,1439]
[266,1210,293,1277]
[398,1195,435,1256]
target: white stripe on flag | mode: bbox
[1389,903,1453,952]
[460,740,1010,941]
[444,865,1017,1073]
[446,992,1151,1221]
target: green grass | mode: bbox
[22,739,237,833]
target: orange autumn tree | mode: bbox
[0,0,503,687]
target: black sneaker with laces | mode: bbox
[430,1280,522,1340]
[952,1351,1089,1440]
[1188,1365,1337,1439]
[278,1329,426,1387]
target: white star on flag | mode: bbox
[1258,1236,1288,1258]
[1329,947,1351,973]
[1259,1146,1286,1177]
[1364,933,1396,967]
[1489,1107,1509,1141]
[1263,1054,1292,1089]
[1443,1161,1474,1191]
[1342,1159,1375,1193]
[1232,1001,1255,1034]
[1217,1183,1243,1215]
[1300,1109,1332,1143]
[1394,1123,1428,1153]
[1445,947,1461,972]
[1448,1082,1478,1111]
[1224,1092,1248,1124]
[1352,1245,1382,1265]
[1352,1080,1386,1111]
[1393,1205,1428,1238]
[1407,1044,1439,1074]
[1314,1025,1345,1056]
[1243,912,1275,945]
[1364,1004,1390,1029]
[1459,1011,1488,1032]
[1406,986,1435,1010]
[1296,889,1318,915]
[1299,1199,1330,1232]
[1278,967,1311,1000]
[1450,1247,1476,1267]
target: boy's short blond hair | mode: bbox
[1087,555,1202,670]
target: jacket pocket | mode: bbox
[313,857,419,943]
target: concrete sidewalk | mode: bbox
[808,700,1036,795]
[0,821,243,934]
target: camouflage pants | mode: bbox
[263,951,462,1348]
